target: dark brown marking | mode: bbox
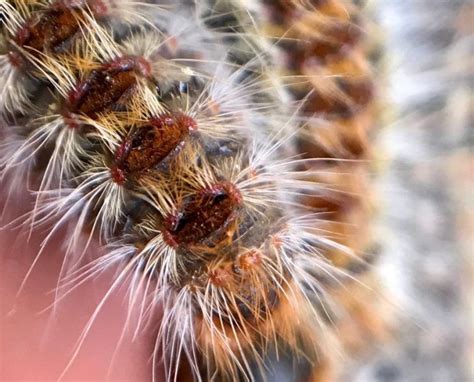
[113,112,195,178]
[261,0,333,24]
[68,68,137,118]
[305,22,362,60]
[260,0,294,24]
[338,78,374,110]
[296,132,366,160]
[282,22,363,71]
[163,182,242,247]
[303,78,374,118]
[110,165,126,185]
[14,1,88,54]
[67,54,159,119]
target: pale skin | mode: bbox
[0,204,162,382]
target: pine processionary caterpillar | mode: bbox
[0,0,393,381]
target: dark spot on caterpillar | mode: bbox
[10,0,113,55]
[260,0,293,24]
[13,0,91,54]
[304,22,363,59]
[303,90,345,116]
[113,112,196,179]
[303,89,361,119]
[337,77,375,111]
[296,127,367,160]
[110,165,127,185]
[67,54,158,118]
[163,182,242,247]
[300,186,359,220]
[302,77,374,119]
[67,67,137,118]
[282,22,363,71]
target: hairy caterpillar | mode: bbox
[1,0,470,381]
[1,0,382,380]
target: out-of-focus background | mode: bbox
[346,1,473,381]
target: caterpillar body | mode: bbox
[0,1,389,381]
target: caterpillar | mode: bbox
[0,0,470,381]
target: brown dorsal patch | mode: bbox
[304,22,363,60]
[67,53,158,118]
[163,182,242,247]
[113,112,196,179]
[67,66,137,118]
[13,1,89,54]
[303,77,374,118]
